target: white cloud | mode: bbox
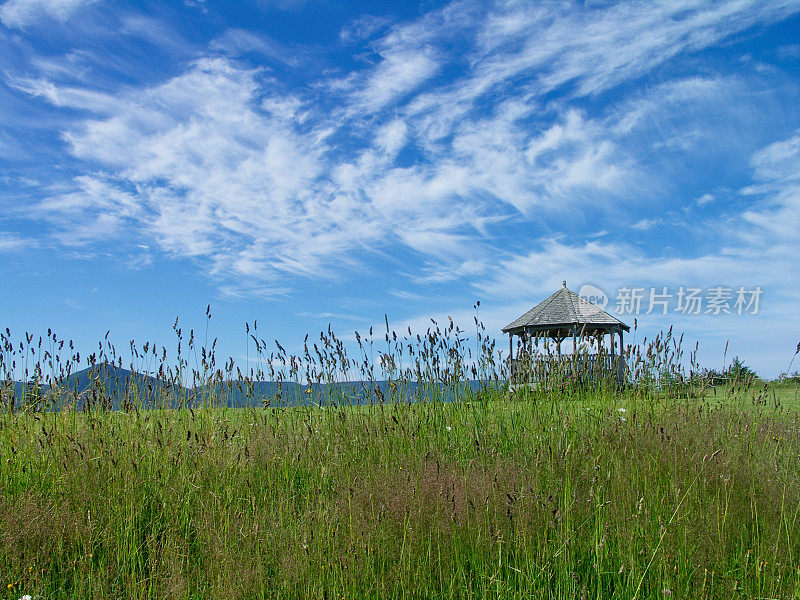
[339,14,391,44]
[0,0,97,28]
[462,128,800,376]
[37,58,499,283]
[354,47,439,113]
[374,119,408,155]
[696,193,715,206]
[750,130,800,182]
[473,0,799,98]
[630,218,661,231]
[396,0,800,155]
[0,231,36,251]
[11,77,119,112]
[60,59,334,272]
[413,103,638,220]
[210,29,300,66]
[35,175,143,244]
[742,131,800,242]
[8,0,800,328]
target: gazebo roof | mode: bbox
[502,282,630,334]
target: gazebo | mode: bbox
[502,282,630,384]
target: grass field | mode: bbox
[1,325,799,599]
[2,383,799,599]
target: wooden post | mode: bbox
[571,326,577,379]
[609,328,615,382]
[509,333,514,381]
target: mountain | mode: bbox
[60,364,188,409]
[3,364,502,411]
[3,364,187,410]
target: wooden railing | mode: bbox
[510,353,624,385]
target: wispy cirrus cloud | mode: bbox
[0,231,37,251]
[5,0,800,313]
[0,0,97,28]
[741,130,800,243]
[209,28,302,66]
[10,76,119,112]
[355,47,439,113]
[471,0,800,99]
[30,54,628,286]
[476,124,800,296]
[339,14,391,44]
[463,127,800,371]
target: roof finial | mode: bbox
[562,280,567,289]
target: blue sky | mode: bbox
[1,0,799,377]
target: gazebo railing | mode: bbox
[510,353,624,386]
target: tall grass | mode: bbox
[0,319,798,599]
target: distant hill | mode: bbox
[3,364,187,410]
[57,364,187,409]
[3,364,502,411]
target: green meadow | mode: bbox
[2,386,799,599]
[1,325,799,599]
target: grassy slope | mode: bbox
[1,384,799,599]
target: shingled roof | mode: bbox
[502,282,629,334]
